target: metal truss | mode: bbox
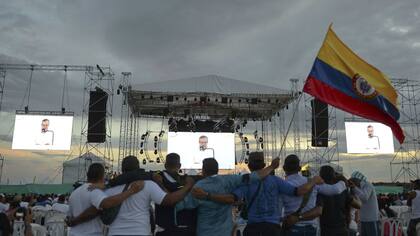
[0,64,116,182]
[302,93,339,170]
[390,79,420,183]
[78,67,115,181]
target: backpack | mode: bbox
[100,184,129,225]
[239,181,262,220]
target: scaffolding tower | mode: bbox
[290,79,301,158]
[390,79,420,183]
[302,93,340,169]
[78,66,115,181]
[117,72,132,171]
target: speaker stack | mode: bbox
[311,99,329,147]
[87,89,108,143]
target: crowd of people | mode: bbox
[1,152,420,236]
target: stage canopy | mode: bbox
[128,75,296,119]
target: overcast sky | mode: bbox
[1,0,420,183]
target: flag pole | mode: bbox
[277,91,303,158]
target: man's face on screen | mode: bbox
[199,137,208,150]
[41,120,49,132]
[367,126,374,137]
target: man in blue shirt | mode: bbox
[175,156,281,236]
[190,152,325,236]
[282,154,347,236]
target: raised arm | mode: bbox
[100,180,144,209]
[66,206,98,227]
[296,176,324,196]
[352,184,373,203]
[107,169,152,187]
[317,181,346,195]
[255,157,280,179]
[191,187,236,204]
[350,195,362,209]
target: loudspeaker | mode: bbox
[87,89,108,143]
[311,99,328,147]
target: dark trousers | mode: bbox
[155,227,196,236]
[320,227,348,236]
[243,222,283,236]
[284,225,317,236]
[360,221,380,236]
[408,218,420,236]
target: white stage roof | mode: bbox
[131,75,287,95]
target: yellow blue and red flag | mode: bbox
[303,26,405,143]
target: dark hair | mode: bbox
[165,153,181,169]
[58,195,65,203]
[199,136,208,140]
[87,163,105,182]
[202,158,218,176]
[283,154,301,173]
[121,155,140,173]
[248,152,265,171]
[320,165,336,184]
[42,119,49,123]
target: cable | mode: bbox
[26,65,34,109]
[61,66,68,111]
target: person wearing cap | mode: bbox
[281,154,348,236]
[154,153,197,236]
[407,179,420,236]
[349,170,380,236]
[188,153,324,236]
[0,194,9,213]
[176,155,286,236]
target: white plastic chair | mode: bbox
[12,220,25,236]
[45,211,67,224]
[30,223,47,236]
[32,209,47,225]
[381,218,405,236]
[45,221,66,236]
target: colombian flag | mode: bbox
[303,26,405,143]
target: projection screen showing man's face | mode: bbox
[12,114,74,150]
[167,132,235,169]
[345,122,394,154]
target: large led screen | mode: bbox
[12,114,74,150]
[167,132,235,169]
[345,122,394,154]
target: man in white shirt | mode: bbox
[67,163,144,236]
[0,194,9,213]
[105,155,195,236]
[34,119,54,146]
[365,125,380,152]
[52,195,69,214]
[192,136,214,168]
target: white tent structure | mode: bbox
[62,153,106,184]
[128,74,295,119]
